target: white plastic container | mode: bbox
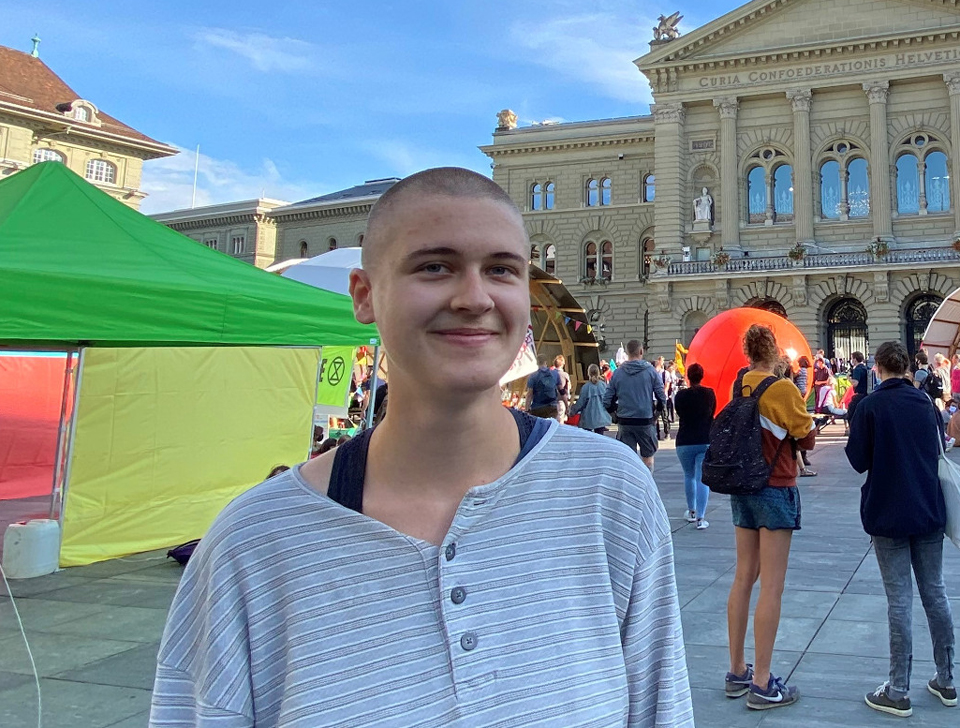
[1,519,60,579]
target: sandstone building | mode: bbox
[482,0,960,361]
[0,40,176,208]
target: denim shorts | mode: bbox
[730,486,801,531]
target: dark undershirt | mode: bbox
[326,409,550,513]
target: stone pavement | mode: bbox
[0,422,958,727]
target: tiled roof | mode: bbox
[290,178,400,207]
[0,44,168,148]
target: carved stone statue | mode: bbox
[653,12,683,41]
[496,109,518,131]
[694,187,713,222]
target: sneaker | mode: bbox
[865,682,911,717]
[696,518,710,530]
[683,509,697,523]
[928,677,958,707]
[747,675,800,710]
[724,664,753,698]
[946,438,956,453]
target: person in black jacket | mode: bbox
[845,341,956,717]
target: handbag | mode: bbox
[936,436,960,549]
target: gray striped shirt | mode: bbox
[149,422,693,727]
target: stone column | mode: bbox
[863,81,893,242]
[652,102,685,253]
[713,97,740,249]
[944,73,960,237]
[787,89,814,243]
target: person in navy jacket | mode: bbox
[845,341,955,717]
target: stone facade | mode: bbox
[481,0,960,363]
[150,199,289,269]
[0,43,176,208]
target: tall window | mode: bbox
[826,297,868,360]
[544,182,555,209]
[818,141,869,220]
[85,159,116,184]
[905,294,943,360]
[773,165,794,222]
[231,235,245,255]
[643,174,655,202]
[747,167,766,223]
[530,182,555,211]
[896,133,950,215]
[299,241,309,257]
[32,148,64,164]
[543,244,556,275]
[745,147,792,224]
[205,239,218,250]
[600,177,611,205]
[583,240,612,280]
[586,178,599,206]
[531,183,543,211]
[530,244,541,265]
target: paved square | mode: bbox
[1,424,957,726]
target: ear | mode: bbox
[349,268,376,324]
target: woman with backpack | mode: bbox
[674,363,715,530]
[567,363,612,434]
[723,325,817,711]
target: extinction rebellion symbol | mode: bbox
[327,356,346,386]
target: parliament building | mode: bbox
[481,0,960,361]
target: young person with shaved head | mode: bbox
[150,168,693,728]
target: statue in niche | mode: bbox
[694,187,713,222]
[496,109,518,131]
[653,12,683,41]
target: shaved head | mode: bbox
[361,167,524,271]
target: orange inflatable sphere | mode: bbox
[685,308,812,411]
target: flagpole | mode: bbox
[191,144,200,208]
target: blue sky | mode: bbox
[2,1,738,213]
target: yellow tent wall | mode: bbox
[60,346,320,566]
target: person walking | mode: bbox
[568,363,612,434]
[724,325,816,711]
[794,356,817,477]
[552,355,572,423]
[603,339,667,471]
[845,341,956,718]
[674,363,715,530]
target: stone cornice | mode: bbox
[481,134,655,158]
[162,212,264,231]
[269,201,375,222]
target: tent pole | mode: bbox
[48,351,75,520]
[56,348,85,535]
[366,346,381,429]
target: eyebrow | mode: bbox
[403,247,528,266]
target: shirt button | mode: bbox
[445,543,456,561]
[450,586,466,604]
[460,632,478,651]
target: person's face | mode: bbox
[350,195,530,396]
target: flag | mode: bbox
[675,341,688,377]
[499,325,538,386]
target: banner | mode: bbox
[315,346,355,417]
[60,346,319,566]
[500,325,538,386]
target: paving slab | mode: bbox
[53,642,160,691]
[0,678,151,728]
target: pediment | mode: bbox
[638,0,960,67]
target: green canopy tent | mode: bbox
[0,161,377,348]
[0,163,378,566]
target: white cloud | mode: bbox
[363,139,488,179]
[192,28,316,73]
[139,145,319,214]
[510,8,657,105]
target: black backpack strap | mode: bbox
[732,367,750,399]
[747,375,779,399]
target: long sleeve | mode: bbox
[845,401,872,473]
[603,373,618,409]
[652,370,667,407]
[623,533,694,727]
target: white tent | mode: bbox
[922,290,960,361]
[280,247,362,297]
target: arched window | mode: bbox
[896,133,950,215]
[586,178,599,207]
[820,160,841,219]
[530,244,541,265]
[600,241,613,280]
[773,164,794,222]
[328,237,337,251]
[643,174,655,202]
[682,311,708,347]
[600,177,612,206]
[543,244,556,275]
[32,148,64,164]
[925,151,950,213]
[904,294,943,361]
[847,158,870,218]
[85,159,116,184]
[584,242,597,279]
[747,167,766,224]
[641,237,655,278]
[531,183,543,211]
[896,154,920,214]
[544,182,555,210]
[746,297,788,318]
[299,241,309,258]
[826,297,868,360]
